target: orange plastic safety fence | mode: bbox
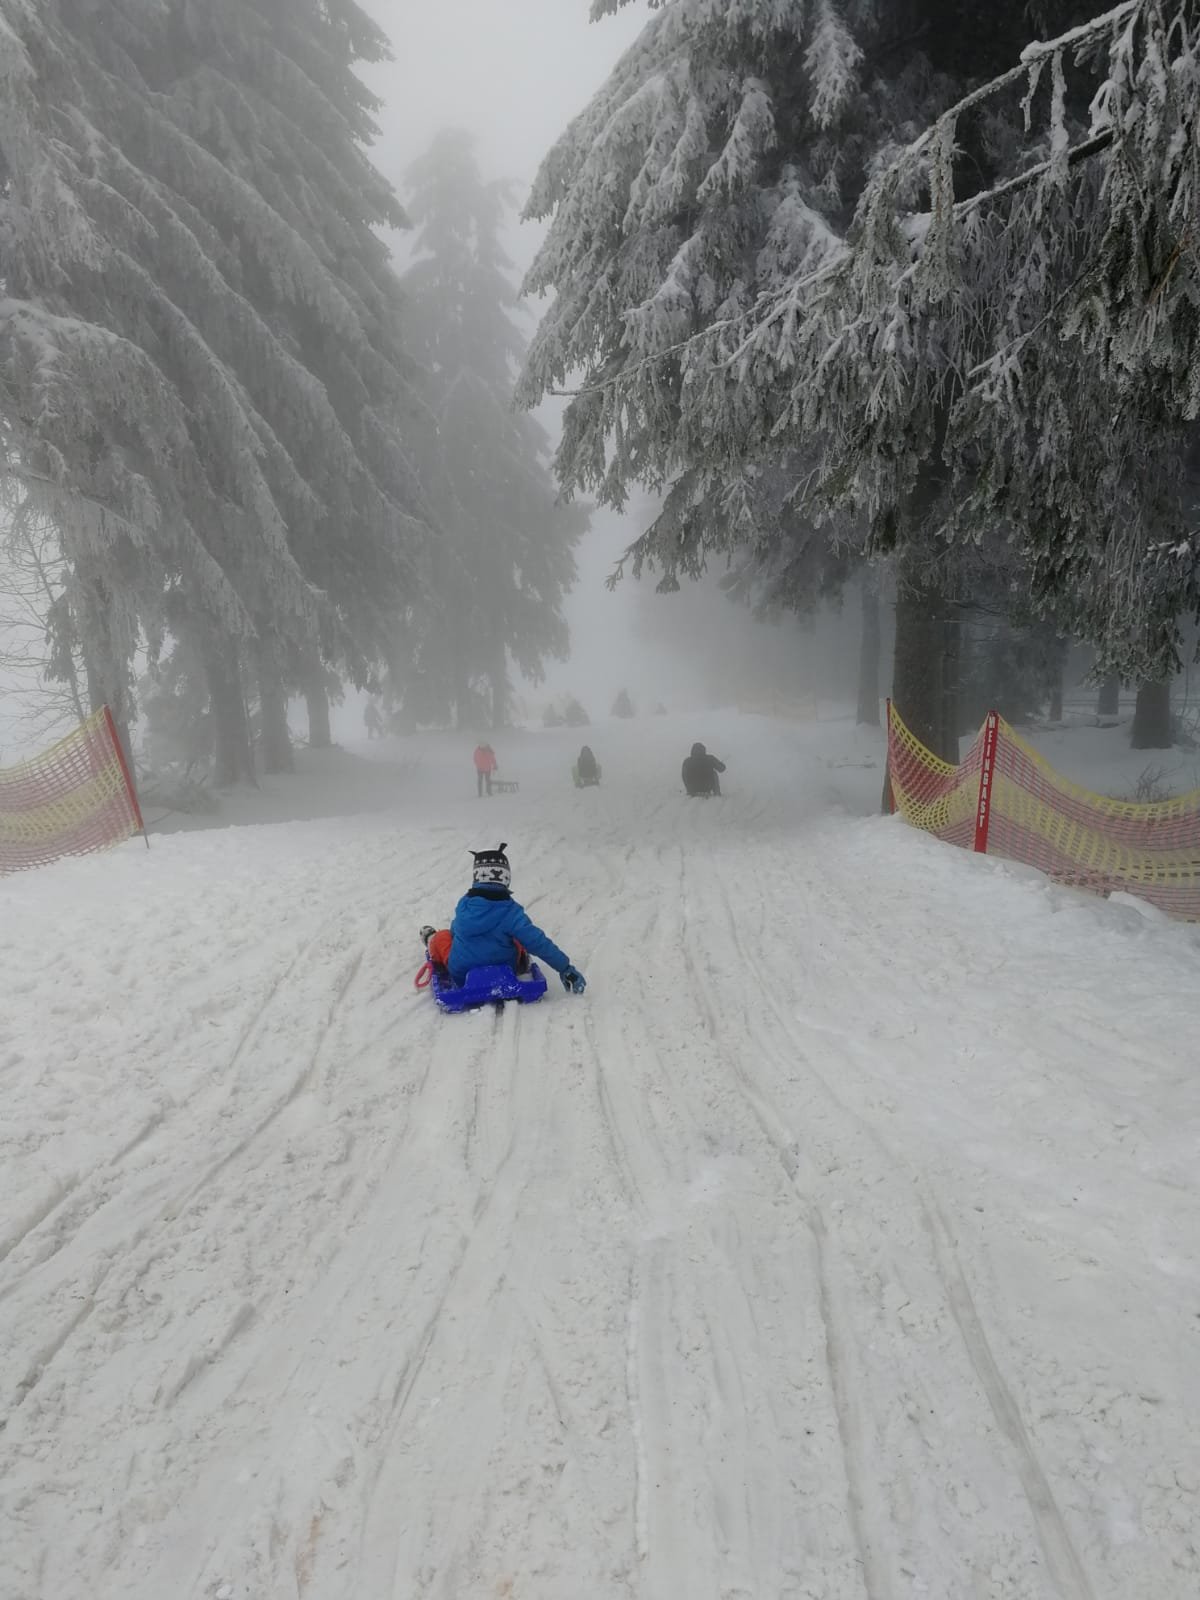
[887,703,1200,921]
[0,708,144,875]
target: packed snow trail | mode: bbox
[2,714,1198,1600]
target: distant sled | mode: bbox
[426,961,548,1014]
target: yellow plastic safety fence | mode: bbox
[0,708,145,875]
[886,702,1200,921]
[886,705,988,849]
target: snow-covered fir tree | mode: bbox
[0,0,430,779]
[393,129,585,730]
[521,0,1110,758]
[720,0,1200,688]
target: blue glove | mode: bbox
[560,965,586,995]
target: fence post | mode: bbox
[883,698,896,814]
[973,710,1000,853]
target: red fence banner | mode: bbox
[887,702,1200,921]
[0,708,145,875]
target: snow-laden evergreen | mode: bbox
[520,0,956,530]
[519,0,993,751]
[721,0,1200,677]
[393,130,585,730]
[523,0,1200,680]
[0,0,429,761]
[520,0,1065,754]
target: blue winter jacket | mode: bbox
[449,887,572,981]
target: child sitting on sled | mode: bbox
[421,843,586,993]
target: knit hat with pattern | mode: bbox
[471,842,511,888]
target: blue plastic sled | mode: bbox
[430,962,548,1014]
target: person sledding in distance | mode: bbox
[572,744,600,788]
[682,741,726,797]
[421,844,587,993]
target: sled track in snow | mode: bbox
[0,828,458,1308]
[920,1197,1098,1600]
[175,933,373,1202]
[0,838,459,1445]
[709,849,1103,1600]
[681,887,889,1596]
[2,919,374,1418]
[0,909,354,1308]
[352,1007,579,1597]
[0,1176,81,1283]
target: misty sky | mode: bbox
[361,1,648,252]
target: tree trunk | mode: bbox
[59,643,88,727]
[941,609,961,759]
[890,560,956,763]
[38,559,87,726]
[85,654,104,717]
[452,641,471,731]
[304,666,332,749]
[205,643,255,786]
[81,578,134,766]
[856,569,881,726]
[490,645,509,731]
[1049,640,1065,722]
[257,654,293,774]
[1131,680,1172,749]
[1098,673,1120,718]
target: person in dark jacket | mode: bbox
[574,745,600,787]
[423,844,586,993]
[681,741,726,797]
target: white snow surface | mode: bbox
[3,712,1199,1600]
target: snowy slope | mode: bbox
[2,714,1198,1600]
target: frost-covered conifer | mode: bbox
[525,0,1200,690]
[0,0,429,775]
[520,0,990,519]
[521,0,1106,755]
[394,130,585,731]
[726,0,1200,679]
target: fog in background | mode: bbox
[353,0,855,731]
[360,0,648,266]
[357,0,663,723]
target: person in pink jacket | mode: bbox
[473,742,498,797]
